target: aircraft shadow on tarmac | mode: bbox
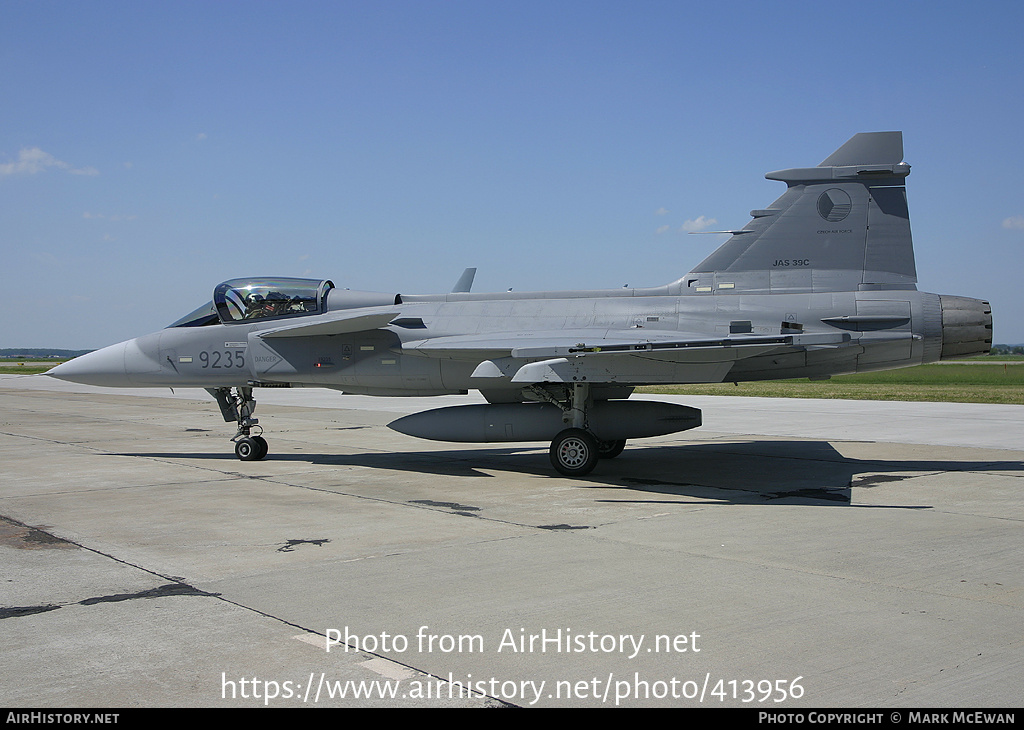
[116,437,1024,509]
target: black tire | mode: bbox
[252,435,269,460]
[549,429,599,477]
[597,439,626,459]
[235,437,262,461]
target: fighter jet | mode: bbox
[49,132,992,476]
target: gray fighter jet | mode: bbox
[49,132,992,476]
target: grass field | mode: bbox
[640,363,1024,405]
[4,359,1022,405]
[0,361,64,375]
[961,354,1024,361]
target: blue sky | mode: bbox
[3,0,1022,349]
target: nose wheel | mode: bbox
[234,434,268,461]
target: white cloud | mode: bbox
[681,215,717,232]
[83,212,137,221]
[1002,216,1024,230]
[655,225,670,234]
[654,207,669,216]
[0,147,98,176]
[30,250,60,267]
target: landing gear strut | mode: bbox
[208,386,268,461]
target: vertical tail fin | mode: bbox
[687,132,917,294]
[451,267,477,293]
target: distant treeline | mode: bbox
[991,344,1024,355]
[1,348,92,358]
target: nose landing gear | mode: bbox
[208,386,268,461]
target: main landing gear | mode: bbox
[208,386,268,461]
[525,382,626,477]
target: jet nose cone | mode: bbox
[47,342,130,387]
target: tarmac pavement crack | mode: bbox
[277,538,331,552]
[0,515,354,661]
[0,515,224,618]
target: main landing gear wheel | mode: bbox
[597,439,626,459]
[549,428,599,477]
[234,435,268,461]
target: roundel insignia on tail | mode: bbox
[817,188,852,222]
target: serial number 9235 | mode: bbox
[199,351,246,369]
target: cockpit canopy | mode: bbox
[168,278,334,328]
[215,278,335,323]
